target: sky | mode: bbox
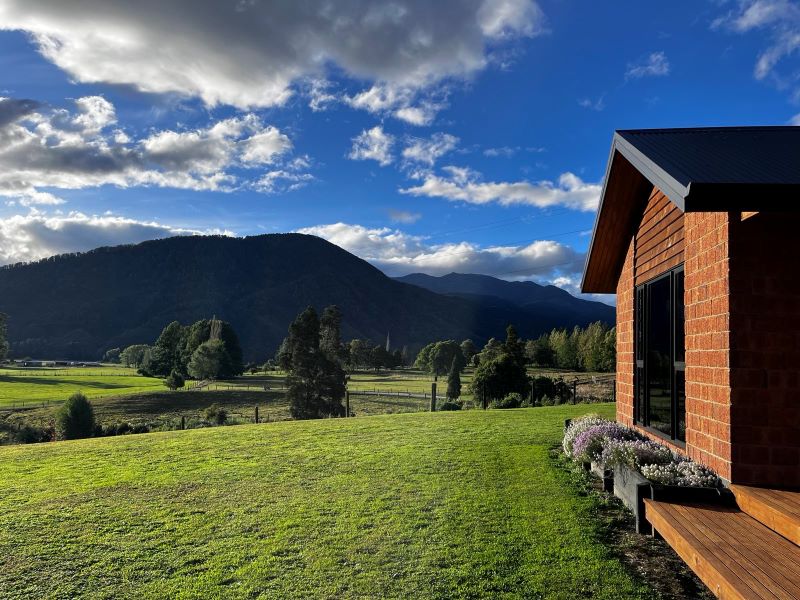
[0,0,798,303]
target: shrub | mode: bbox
[55,392,96,440]
[640,460,720,488]
[203,403,228,425]
[165,369,185,391]
[599,438,673,470]
[562,414,606,457]
[571,422,640,464]
[540,395,554,407]
[14,424,49,444]
[438,401,462,411]
[490,392,523,409]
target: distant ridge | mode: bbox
[0,235,614,360]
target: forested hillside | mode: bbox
[0,234,614,360]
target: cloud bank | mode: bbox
[400,167,601,211]
[296,221,584,279]
[0,96,306,205]
[0,211,232,265]
[0,0,545,117]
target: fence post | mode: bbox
[345,391,350,418]
[482,383,487,410]
[573,379,578,404]
[255,405,259,424]
[181,415,185,430]
[430,382,437,412]
[530,380,535,406]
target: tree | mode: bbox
[430,340,465,376]
[320,305,343,361]
[550,328,579,370]
[120,344,149,368]
[187,339,227,380]
[414,342,436,371]
[446,356,461,400]
[347,338,371,370]
[470,353,529,402]
[102,347,121,363]
[180,318,244,378]
[526,335,554,367]
[165,369,185,390]
[460,339,476,365]
[145,321,185,377]
[369,345,391,371]
[479,337,504,363]
[55,392,95,440]
[285,307,346,419]
[0,312,8,361]
[504,325,526,368]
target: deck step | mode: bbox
[644,499,800,600]
[731,485,800,547]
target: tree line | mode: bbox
[113,318,245,386]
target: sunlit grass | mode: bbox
[0,403,651,599]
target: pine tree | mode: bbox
[285,307,346,419]
[320,305,343,361]
[446,356,462,400]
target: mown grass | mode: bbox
[0,366,164,408]
[0,403,653,599]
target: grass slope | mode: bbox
[0,404,651,599]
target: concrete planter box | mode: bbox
[591,461,614,492]
[614,464,735,535]
[613,464,653,534]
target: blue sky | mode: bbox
[0,0,798,302]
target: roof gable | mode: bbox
[581,126,800,293]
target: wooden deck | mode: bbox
[645,499,800,600]
[731,485,800,547]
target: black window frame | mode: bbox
[634,265,686,446]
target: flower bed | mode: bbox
[562,415,731,532]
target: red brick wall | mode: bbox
[616,238,635,427]
[683,212,733,481]
[728,212,800,486]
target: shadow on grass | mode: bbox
[550,448,714,600]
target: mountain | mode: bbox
[0,235,614,361]
[394,272,614,324]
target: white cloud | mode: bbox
[0,0,545,110]
[349,126,395,166]
[72,96,116,132]
[0,211,233,265]
[0,97,302,204]
[296,222,584,282]
[389,210,422,224]
[402,133,459,166]
[712,1,800,90]
[790,112,800,124]
[400,167,601,211]
[240,127,293,165]
[578,95,606,111]
[625,51,671,79]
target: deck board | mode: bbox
[731,485,800,546]
[645,499,800,600]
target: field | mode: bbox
[0,365,164,408]
[0,404,654,599]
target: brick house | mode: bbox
[582,127,800,488]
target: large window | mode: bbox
[634,266,685,443]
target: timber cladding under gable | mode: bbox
[634,187,685,285]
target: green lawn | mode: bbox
[0,404,652,599]
[0,366,164,408]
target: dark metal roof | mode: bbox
[615,126,800,211]
[581,126,800,294]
